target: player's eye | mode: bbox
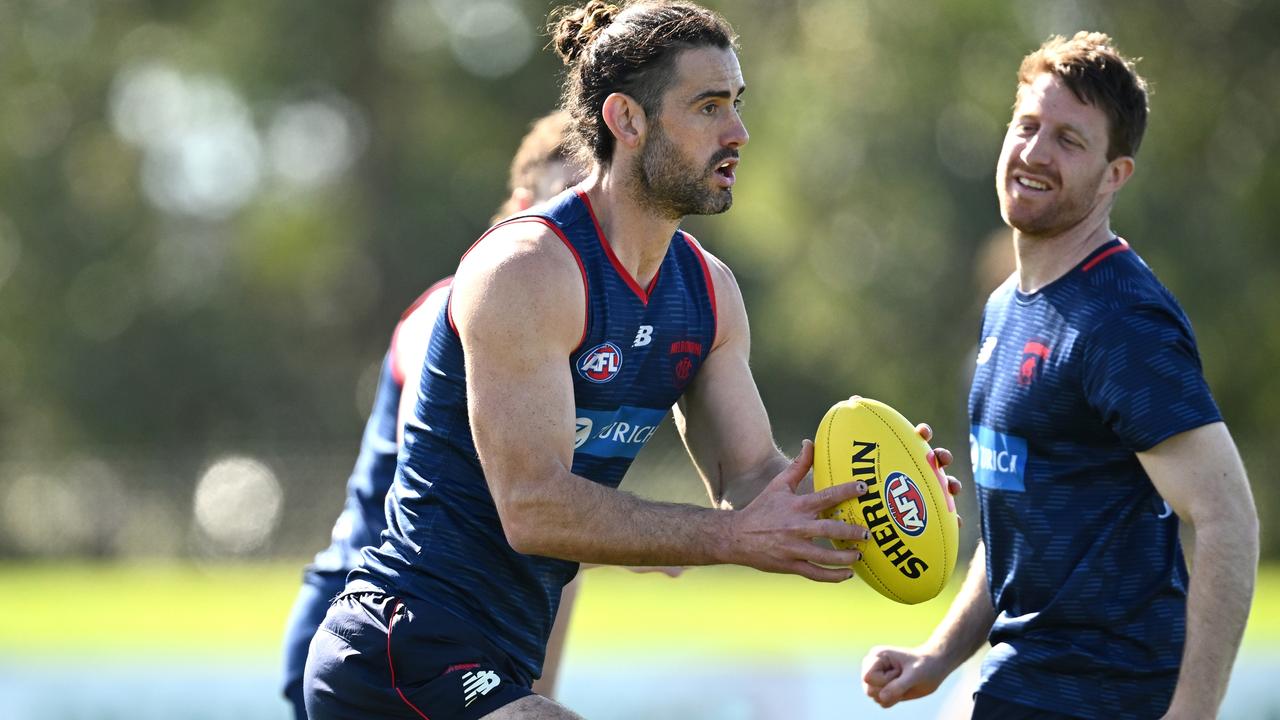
[701,102,718,115]
[1060,135,1083,149]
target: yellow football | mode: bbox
[813,397,959,604]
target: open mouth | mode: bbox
[713,157,738,185]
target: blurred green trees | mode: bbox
[0,0,1276,558]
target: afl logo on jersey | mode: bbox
[577,342,623,383]
[885,472,927,537]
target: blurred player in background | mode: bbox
[280,111,586,720]
[304,2,957,718]
[861,32,1257,719]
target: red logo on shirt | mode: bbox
[578,342,623,383]
[1018,340,1052,386]
[670,340,703,389]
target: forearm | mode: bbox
[716,451,791,509]
[922,544,995,670]
[1166,518,1258,717]
[498,467,734,567]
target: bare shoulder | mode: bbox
[686,239,738,295]
[453,220,586,351]
[685,238,747,352]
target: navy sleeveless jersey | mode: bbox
[349,188,718,683]
[968,238,1221,718]
[309,281,451,575]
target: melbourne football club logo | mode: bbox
[884,472,927,536]
[577,342,623,383]
[668,339,703,389]
[1017,340,1052,386]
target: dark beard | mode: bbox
[631,123,734,220]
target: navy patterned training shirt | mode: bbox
[308,279,451,577]
[968,238,1221,719]
[350,188,719,685]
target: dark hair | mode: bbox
[548,1,737,168]
[1018,31,1149,160]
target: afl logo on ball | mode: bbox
[885,472,927,537]
[577,342,623,383]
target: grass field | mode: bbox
[1,562,1278,719]
[2,561,1278,658]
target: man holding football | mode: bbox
[861,32,1257,719]
[280,111,594,720]
[304,2,958,719]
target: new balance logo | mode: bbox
[632,325,653,347]
[462,670,501,707]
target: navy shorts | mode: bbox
[281,568,347,720]
[304,591,535,720]
[972,692,1084,720]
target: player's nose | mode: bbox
[725,114,749,149]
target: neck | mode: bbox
[1013,205,1116,293]
[580,165,682,288]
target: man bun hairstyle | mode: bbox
[548,1,737,168]
[1018,31,1149,160]
[551,0,621,65]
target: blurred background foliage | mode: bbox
[0,0,1276,562]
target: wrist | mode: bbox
[919,638,967,675]
[1162,695,1215,720]
[712,508,742,565]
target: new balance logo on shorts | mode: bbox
[462,670,501,707]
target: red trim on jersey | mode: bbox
[447,216,590,349]
[390,277,454,386]
[1081,238,1130,273]
[681,232,718,349]
[386,600,433,720]
[576,190,653,305]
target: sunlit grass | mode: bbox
[1,562,1276,659]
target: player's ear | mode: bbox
[1101,155,1135,195]
[510,187,535,212]
[602,92,646,152]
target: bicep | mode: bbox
[674,259,780,504]
[451,231,585,503]
[1136,422,1253,528]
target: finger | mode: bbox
[957,513,964,529]
[805,478,867,511]
[861,654,901,686]
[933,446,953,468]
[877,673,918,708]
[809,518,870,543]
[947,476,962,496]
[798,543,862,566]
[914,422,932,442]
[777,440,814,493]
[790,561,854,583]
